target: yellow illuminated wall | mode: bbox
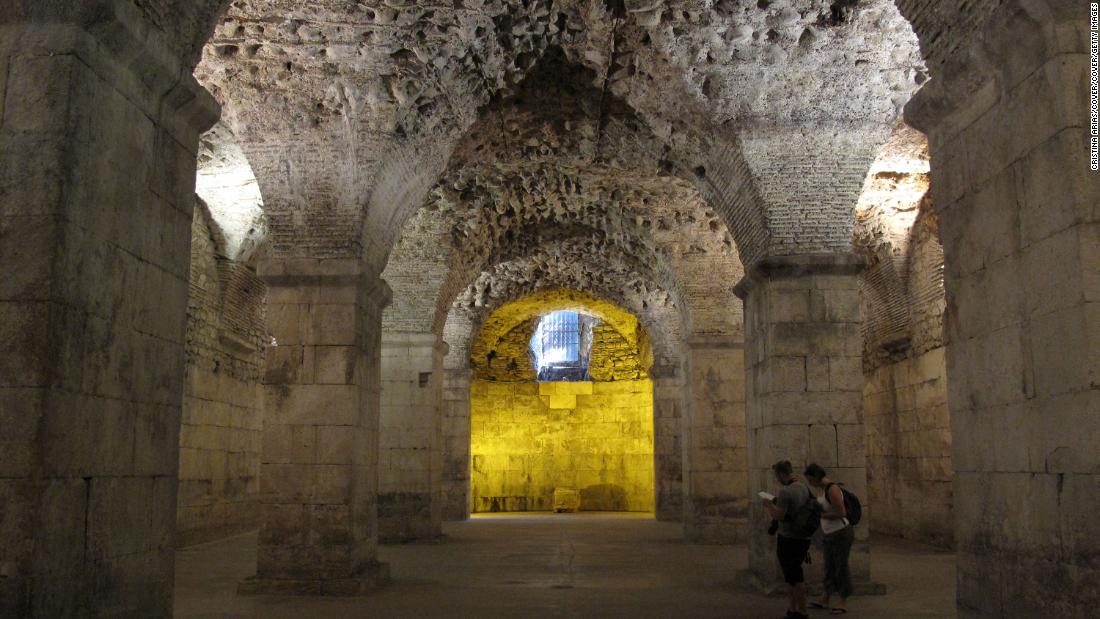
[469,289,657,513]
[470,379,655,513]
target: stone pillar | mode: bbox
[378,332,447,542]
[651,364,685,522]
[441,367,472,520]
[683,335,748,543]
[907,2,1098,616]
[735,255,876,593]
[0,12,217,617]
[240,259,391,595]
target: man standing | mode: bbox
[763,460,814,619]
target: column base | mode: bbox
[378,492,442,544]
[735,569,887,597]
[237,563,391,596]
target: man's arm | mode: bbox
[763,498,786,521]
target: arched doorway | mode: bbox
[466,289,659,516]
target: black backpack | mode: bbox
[827,483,863,526]
[787,485,823,537]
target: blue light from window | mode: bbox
[532,310,580,368]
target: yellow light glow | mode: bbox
[469,289,657,514]
[470,379,656,513]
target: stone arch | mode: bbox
[467,288,655,381]
[367,43,767,276]
[445,285,684,520]
[442,241,687,373]
[195,121,269,265]
[376,45,749,346]
[854,121,932,363]
[379,164,745,340]
[189,1,936,277]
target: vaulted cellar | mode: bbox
[0,1,1096,617]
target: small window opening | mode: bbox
[530,311,594,382]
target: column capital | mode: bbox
[0,7,220,142]
[259,258,392,311]
[733,253,864,300]
[904,0,1084,141]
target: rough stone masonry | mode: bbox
[0,1,1096,618]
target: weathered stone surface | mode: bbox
[738,260,875,591]
[683,336,748,544]
[177,202,268,547]
[906,2,1100,615]
[378,332,446,542]
[245,260,390,592]
[3,1,1095,616]
[0,5,219,614]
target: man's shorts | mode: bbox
[776,534,812,585]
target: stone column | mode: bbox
[683,335,748,543]
[907,2,1098,616]
[735,255,876,593]
[378,332,447,542]
[0,11,217,617]
[240,259,391,595]
[651,364,685,522]
[441,367,473,520]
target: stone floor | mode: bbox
[174,513,956,618]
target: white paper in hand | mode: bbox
[758,491,775,501]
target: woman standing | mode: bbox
[804,463,853,615]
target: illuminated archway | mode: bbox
[469,289,656,513]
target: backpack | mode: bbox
[787,485,823,538]
[827,483,863,526]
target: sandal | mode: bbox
[809,602,828,610]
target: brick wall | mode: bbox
[176,203,268,546]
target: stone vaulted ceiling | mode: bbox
[380,48,743,361]
[194,0,928,269]
[182,0,1006,367]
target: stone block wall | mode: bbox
[652,367,685,521]
[587,324,649,381]
[906,3,1100,615]
[0,14,218,616]
[470,380,655,513]
[683,337,748,543]
[176,206,268,546]
[739,260,873,591]
[859,197,952,548]
[378,332,445,542]
[863,347,952,547]
[441,369,473,520]
[244,260,391,594]
[476,317,538,381]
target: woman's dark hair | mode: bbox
[804,463,827,481]
[772,460,793,475]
